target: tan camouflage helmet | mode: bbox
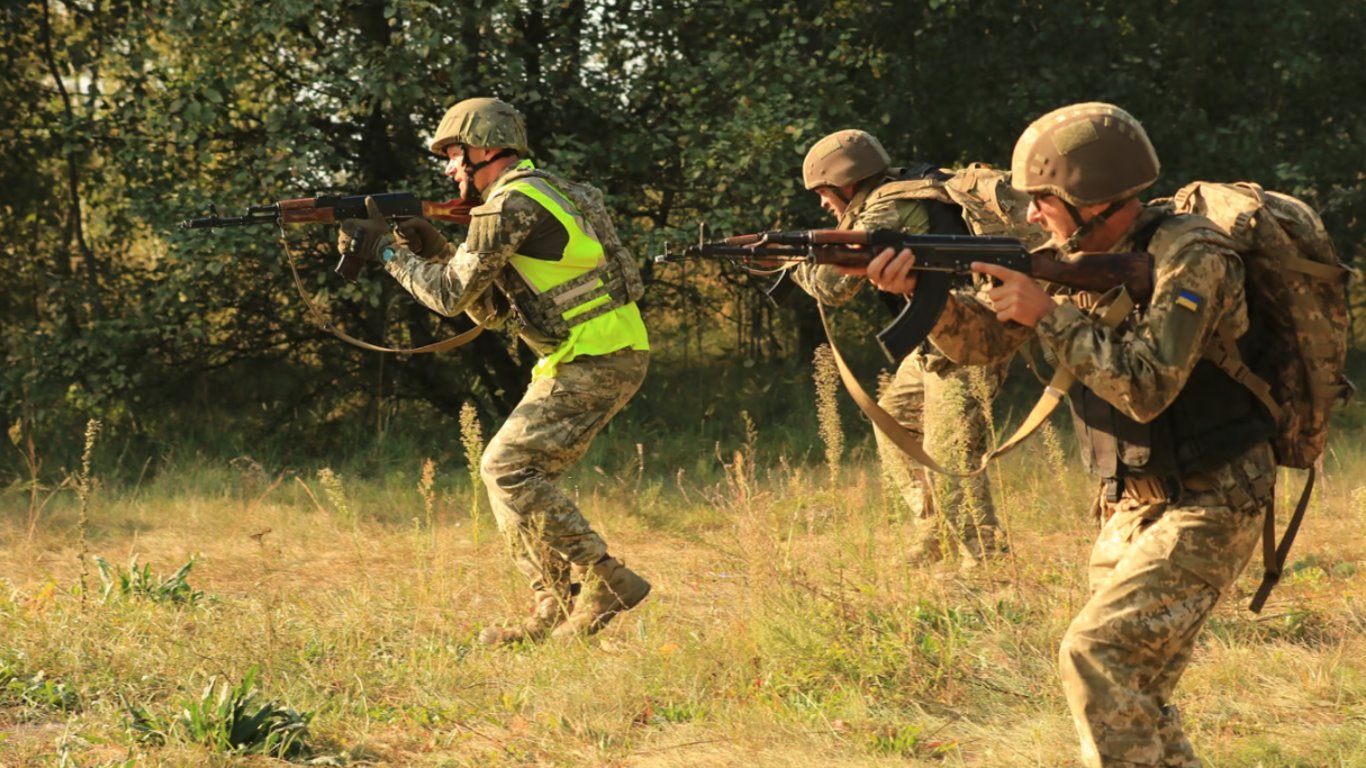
[429,97,529,155]
[1010,102,1160,207]
[802,129,891,190]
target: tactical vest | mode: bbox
[482,164,645,343]
[842,164,970,236]
[1068,212,1276,487]
[850,163,1049,248]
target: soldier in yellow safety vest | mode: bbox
[337,97,651,645]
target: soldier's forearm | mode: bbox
[386,250,478,317]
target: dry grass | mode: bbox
[2,433,1364,767]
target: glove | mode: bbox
[394,217,451,258]
[336,196,397,264]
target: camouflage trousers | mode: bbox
[874,351,1007,564]
[1061,442,1275,767]
[480,349,649,592]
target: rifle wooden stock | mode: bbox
[1028,251,1153,302]
[422,198,477,225]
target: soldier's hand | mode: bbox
[337,196,397,263]
[859,247,920,295]
[394,217,451,258]
[973,261,1055,327]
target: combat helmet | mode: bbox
[803,130,891,190]
[1010,102,1159,207]
[429,97,529,155]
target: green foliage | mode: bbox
[171,666,312,758]
[2,0,1364,477]
[865,722,925,757]
[0,656,79,714]
[94,555,203,606]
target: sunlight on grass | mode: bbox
[2,423,1364,766]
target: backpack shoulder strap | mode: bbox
[1144,211,1237,259]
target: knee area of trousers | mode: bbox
[1058,622,1127,669]
[479,448,506,486]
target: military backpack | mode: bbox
[1156,181,1355,611]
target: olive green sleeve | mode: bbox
[792,198,932,306]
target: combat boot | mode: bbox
[551,557,650,640]
[479,557,576,646]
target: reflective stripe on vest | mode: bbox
[503,176,620,326]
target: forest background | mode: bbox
[4,0,1365,476]
[5,1,1366,766]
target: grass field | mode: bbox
[3,411,1365,767]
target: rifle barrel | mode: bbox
[179,205,280,229]
[180,193,476,231]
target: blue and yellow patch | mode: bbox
[1174,289,1203,312]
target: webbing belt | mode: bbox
[1249,465,1316,614]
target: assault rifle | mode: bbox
[655,224,1153,361]
[180,192,476,280]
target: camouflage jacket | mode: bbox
[385,162,634,356]
[929,204,1248,423]
[791,175,931,307]
[792,174,960,372]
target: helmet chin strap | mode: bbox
[1060,199,1124,253]
[461,146,520,194]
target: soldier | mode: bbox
[337,97,652,644]
[793,129,1009,568]
[862,103,1276,766]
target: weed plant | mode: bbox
[149,666,312,758]
[0,657,79,715]
[93,555,202,606]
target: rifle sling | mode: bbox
[818,301,969,477]
[818,286,1133,477]
[281,228,485,354]
[981,289,1134,463]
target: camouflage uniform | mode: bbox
[794,182,1007,565]
[385,159,650,629]
[929,204,1274,766]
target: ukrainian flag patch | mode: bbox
[1174,289,1203,312]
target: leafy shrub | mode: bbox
[174,666,312,758]
[94,555,203,606]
